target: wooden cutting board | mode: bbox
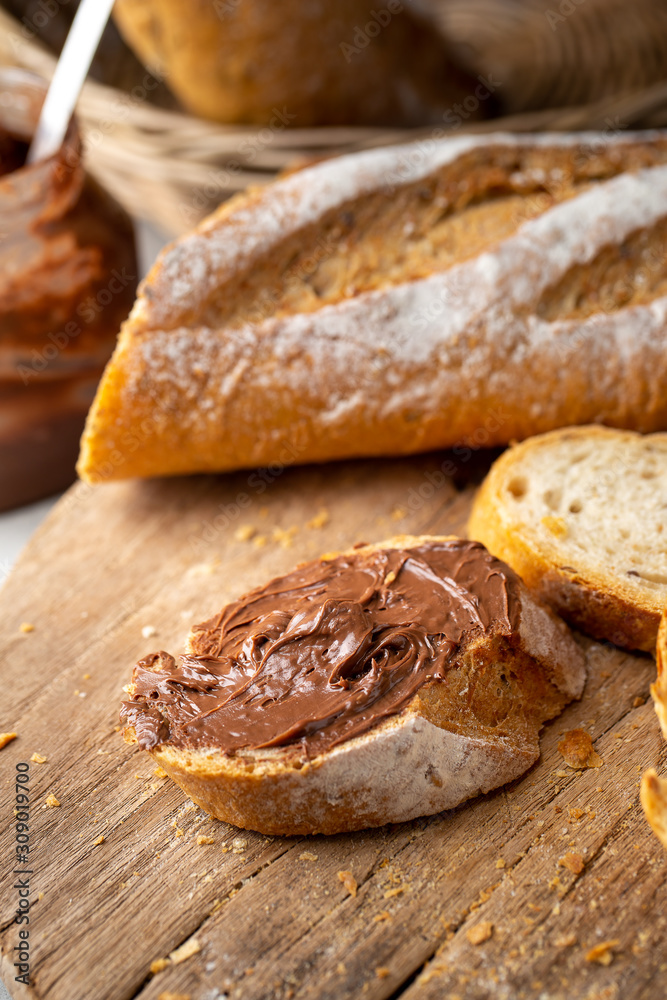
[0,451,665,1000]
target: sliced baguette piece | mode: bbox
[121,535,585,836]
[652,611,667,740]
[468,426,667,652]
[78,130,667,483]
[641,769,667,852]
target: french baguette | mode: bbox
[120,535,585,836]
[78,130,667,484]
[468,426,667,652]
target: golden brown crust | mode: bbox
[123,534,586,836]
[112,0,475,127]
[641,769,667,851]
[651,612,667,740]
[468,427,666,652]
[77,132,667,485]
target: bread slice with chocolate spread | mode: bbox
[121,535,585,835]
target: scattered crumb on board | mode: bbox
[558,852,585,875]
[169,939,201,965]
[467,921,493,945]
[558,729,604,769]
[586,940,620,966]
[0,732,18,750]
[338,871,358,897]
[45,793,60,808]
[307,509,329,529]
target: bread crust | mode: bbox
[468,427,666,652]
[651,611,667,740]
[124,535,586,835]
[78,131,667,484]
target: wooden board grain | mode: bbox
[0,451,665,1000]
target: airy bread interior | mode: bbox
[468,426,667,650]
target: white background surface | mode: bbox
[0,220,167,579]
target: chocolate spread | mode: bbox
[121,540,521,757]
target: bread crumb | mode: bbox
[467,921,493,945]
[197,835,215,846]
[299,851,318,861]
[45,793,60,808]
[232,836,248,853]
[384,886,406,898]
[158,993,190,1000]
[253,535,267,548]
[169,938,201,964]
[375,967,390,978]
[0,732,18,750]
[154,766,168,778]
[174,828,184,838]
[541,515,567,538]
[558,852,585,875]
[30,752,47,764]
[83,673,91,680]
[585,940,619,965]
[495,858,506,869]
[558,730,603,769]
[338,870,357,897]
[234,524,256,542]
[391,506,406,521]
[373,911,391,922]
[19,622,34,633]
[555,933,577,948]
[272,526,298,549]
[141,625,157,639]
[93,835,105,846]
[633,696,646,708]
[307,509,329,529]
[150,958,170,974]
[568,807,584,820]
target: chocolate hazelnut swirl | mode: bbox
[122,539,521,757]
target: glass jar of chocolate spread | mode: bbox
[0,67,137,511]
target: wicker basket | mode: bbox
[2,3,667,237]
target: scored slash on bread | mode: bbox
[468,426,667,652]
[121,535,585,836]
[78,131,667,483]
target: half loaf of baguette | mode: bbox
[468,426,667,652]
[121,535,586,836]
[78,131,667,483]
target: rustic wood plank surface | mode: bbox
[0,451,665,1000]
